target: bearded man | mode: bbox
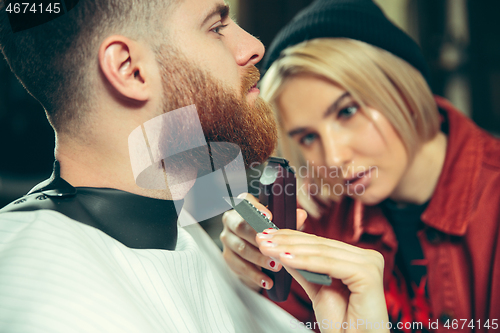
[0,0,301,331]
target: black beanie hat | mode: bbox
[261,0,430,82]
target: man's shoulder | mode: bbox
[0,209,102,254]
[0,209,158,333]
[0,191,65,214]
[0,208,74,231]
[0,191,91,245]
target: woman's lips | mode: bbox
[344,167,375,192]
[345,171,367,185]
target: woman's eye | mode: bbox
[338,105,358,118]
[211,23,228,36]
[299,133,317,147]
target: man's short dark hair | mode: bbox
[0,0,176,133]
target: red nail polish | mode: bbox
[281,252,295,259]
[262,240,276,247]
[263,231,268,234]
[269,260,276,268]
[261,280,267,289]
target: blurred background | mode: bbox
[1,0,499,246]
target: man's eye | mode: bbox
[338,105,358,118]
[211,23,228,36]
[299,133,317,147]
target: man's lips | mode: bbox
[247,83,259,94]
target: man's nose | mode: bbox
[232,24,265,67]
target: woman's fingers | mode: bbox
[221,209,259,246]
[277,252,384,289]
[221,193,272,247]
[261,241,378,266]
[221,209,283,272]
[221,229,282,272]
[220,194,283,290]
[297,208,308,230]
[221,244,278,290]
[257,229,374,256]
[254,229,389,332]
[283,267,349,322]
[255,230,385,292]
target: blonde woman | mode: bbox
[221,0,500,332]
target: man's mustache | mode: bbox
[242,66,261,95]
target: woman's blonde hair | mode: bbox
[260,38,440,217]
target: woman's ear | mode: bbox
[98,35,150,102]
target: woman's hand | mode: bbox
[220,193,308,291]
[256,229,389,333]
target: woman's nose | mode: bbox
[322,133,353,170]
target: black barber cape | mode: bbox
[0,161,181,250]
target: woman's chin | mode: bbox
[347,190,386,206]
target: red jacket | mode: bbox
[268,97,500,332]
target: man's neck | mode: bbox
[55,143,196,201]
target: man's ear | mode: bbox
[98,35,151,103]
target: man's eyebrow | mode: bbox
[201,3,230,28]
[287,92,351,138]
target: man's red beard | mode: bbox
[154,47,278,175]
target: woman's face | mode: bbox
[277,74,408,205]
